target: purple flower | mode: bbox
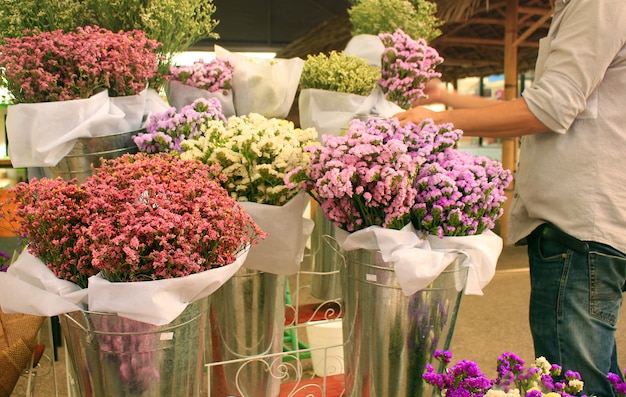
[134,97,226,153]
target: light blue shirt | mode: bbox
[510,0,626,252]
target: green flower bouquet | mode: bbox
[298,50,384,137]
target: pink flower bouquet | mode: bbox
[0,26,159,104]
[288,116,507,296]
[0,26,168,168]
[0,153,264,324]
[378,28,443,109]
[165,58,236,116]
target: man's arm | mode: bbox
[396,82,550,138]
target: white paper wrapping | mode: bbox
[344,34,385,67]
[0,247,248,325]
[164,80,236,117]
[335,224,503,296]
[299,88,403,137]
[6,89,169,168]
[214,45,303,118]
[239,192,314,275]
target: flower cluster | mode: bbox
[378,28,443,109]
[287,115,511,237]
[181,113,318,205]
[608,371,626,396]
[7,153,264,287]
[423,350,588,397]
[169,58,234,93]
[286,117,418,231]
[0,26,160,103]
[0,250,10,272]
[299,51,381,96]
[348,0,442,43]
[134,97,227,153]
[412,149,513,238]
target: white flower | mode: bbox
[484,389,521,397]
[181,113,318,205]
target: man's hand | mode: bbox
[411,78,446,107]
[394,106,439,126]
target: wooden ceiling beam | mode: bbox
[436,36,540,48]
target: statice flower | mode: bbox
[0,26,159,103]
[181,113,318,206]
[411,148,512,238]
[134,97,226,153]
[378,28,443,109]
[286,118,419,232]
[425,350,590,397]
[608,370,626,396]
[6,153,265,287]
[0,250,11,272]
[169,58,234,94]
[360,117,462,159]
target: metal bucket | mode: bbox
[60,298,207,397]
[342,249,467,397]
[308,202,342,301]
[207,268,285,397]
[48,130,140,184]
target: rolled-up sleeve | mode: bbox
[522,0,626,134]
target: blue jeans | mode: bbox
[528,225,626,396]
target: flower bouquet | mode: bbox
[165,57,236,116]
[379,28,444,109]
[0,152,263,322]
[298,50,386,136]
[287,115,510,295]
[134,97,227,154]
[0,152,264,396]
[424,350,589,397]
[287,115,512,396]
[178,104,318,274]
[0,26,168,167]
[214,45,304,118]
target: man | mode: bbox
[394,1,626,395]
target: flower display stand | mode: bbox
[205,262,346,397]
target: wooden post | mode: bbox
[500,0,520,243]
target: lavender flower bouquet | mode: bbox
[288,116,508,296]
[424,350,589,396]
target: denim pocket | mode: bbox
[589,251,626,326]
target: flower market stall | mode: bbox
[2,1,607,396]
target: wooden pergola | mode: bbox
[277,0,554,240]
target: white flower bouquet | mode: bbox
[177,106,319,274]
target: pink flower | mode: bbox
[0,26,160,103]
[6,153,265,287]
[378,29,443,110]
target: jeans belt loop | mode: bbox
[540,223,590,255]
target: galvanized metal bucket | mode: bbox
[308,203,342,301]
[60,298,207,397]
[207,268,285,397]
[342,249,467,397]
[48,130,140,184]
